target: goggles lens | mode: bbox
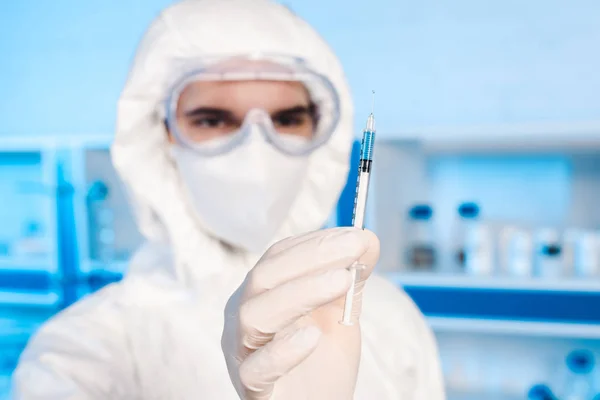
[165,54,340,156]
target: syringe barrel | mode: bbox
[360,130,375,161]
[359,130,375,175]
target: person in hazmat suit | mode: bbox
[13,0,445,399]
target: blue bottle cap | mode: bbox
[409,204,433,220]
[527,384,554,400]
[541,244,562,257]
[25,221,41,235]
[88,181,110,201]
[458,202,480,218]
[527,384,555,400]
[566,349,595,374]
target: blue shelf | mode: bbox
[384,273,600,337]
[388,272,600,293]
[0,270,56,292]
[403,285,600,325]
[427,316,600,339]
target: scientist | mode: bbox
[13,0,445,398]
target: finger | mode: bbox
[354,229,380,286]
[239,268,352,351]
[245,228,374,299]
[238,326,322,400]
[262,227,357,258]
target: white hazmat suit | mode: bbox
[13,0,445,398]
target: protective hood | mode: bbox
[112,0,354,282]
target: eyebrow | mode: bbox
[183,103,317,118]
[184,107,235,119]
[272,105,314,116]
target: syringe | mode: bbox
[340,91,376,326]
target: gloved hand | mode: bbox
[221,227,380,400]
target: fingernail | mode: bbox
[336,230,367,252]
[290,325,321,347]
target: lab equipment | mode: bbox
[454,202,493,276]
[499,226,533,277]
[341,92,376,326]
[86,181,116,266]
[13,221,48,258]
[563,229,581,277]
[0,150,56,268]
[405,204,437,271]
[527,384,557,400]
[534,229,564,278]
[561,228,600,278]
[573,231,600,277]
[558,349,596,400]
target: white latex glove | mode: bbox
[221,227,379,400]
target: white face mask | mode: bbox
[170,128,309,253]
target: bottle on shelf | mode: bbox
[13,220,49,258]
[87,180,115,268]
[405,204,437,271]
[558,349,596,400]
[563,229,600,278]
[527,384,557,400]
[499,225,533,278]
[563,228,582,277]
[573,231,600,278]
[533,228,564,278]
[454,202,493,276]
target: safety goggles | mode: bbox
[164,54,340,157]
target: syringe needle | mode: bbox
[371,90,375,114]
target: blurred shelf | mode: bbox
[0,257,56,271]
[448,390,521,400]
[428,316,600,339]
[379,120,600,152]
[82,260,129,275]
[0,377,11,400]
[0,318,42,344]
[387,272,600,293]
[0,134,112,151]
[0,291,60,307]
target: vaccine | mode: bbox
[534,228,563,278]
[527,384,558,400]
[558,350,596,400]
[454,202,493,276]
[341,91,376,326]
[405,204,436,271]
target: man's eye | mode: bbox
[190,116,228,128]
[273,114,305,127]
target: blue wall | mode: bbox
[1,0,600,138]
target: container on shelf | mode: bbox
[404,204,437,271]
[499,225,533,278]
[573,231,600,278]
[453,202,493,276]
[557,349,596,400]
[527,384,557,400]
[534,229,564,279]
